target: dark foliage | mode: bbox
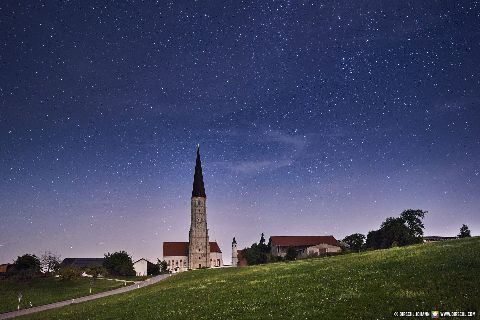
[103,251,135,277]
[366,209,427,249]
[241,233,272,265]
[148,261,160,275]
[343,233,366,252]
[458,224,471,238]
[40,251,61,275]
[157,260,169,274]
[285,247,297,261]
[85,265,106,279]
[58,266,82,280]
[9,254,41,280]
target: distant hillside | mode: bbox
[21,237,480,320]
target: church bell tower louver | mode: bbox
[188,147,210,269]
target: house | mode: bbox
[133,258,149,276]
[0,264,13,278]
[163,241,223,273]
[270,236,341,258]
[60,258,104,270]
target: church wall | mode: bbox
[164,255,188,272]
[209,252,223,267]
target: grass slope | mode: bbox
[0,277,124,313]
[20,237,480,320]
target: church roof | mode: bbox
[192,147,206,198]
[163,241,222,257]
[269,236,339,247]
[163,242,189,256]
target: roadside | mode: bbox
[0,274,171,319]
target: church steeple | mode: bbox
[192,147,206,198]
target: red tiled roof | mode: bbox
[163,242,189,256]
[163,241,221,256]
[269,236,338,247]
[210,242,222,253]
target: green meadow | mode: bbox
[17,237,480,319]
[0,277,124,314]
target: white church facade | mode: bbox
[163,148,223,272]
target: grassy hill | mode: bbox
[19,237,480,319]
[0,277,124,313]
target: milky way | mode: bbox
[1,1,479,262]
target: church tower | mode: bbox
[188,147,210,269]
[232,237,238,267]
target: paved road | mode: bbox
[0,274,171,319]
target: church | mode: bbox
[163,148,223,272]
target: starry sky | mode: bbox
[1,1,479,264]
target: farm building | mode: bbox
[269,236,341,258]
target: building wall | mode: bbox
[271,245,291,257]
[232,242,238,266]
[302,244,341,258]
[209,252,223,268]
[189,196,210,269]
[164,255,188,272]
[272,244,341,258]
[133,260,148,276]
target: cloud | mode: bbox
[229,159,292,173]
[226,129,307,174]
[264,130,307,152]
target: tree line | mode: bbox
[3,250,170,281]
[239,209,472,265]
[342,210,472,252]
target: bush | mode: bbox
[103,251,135,277]
[85,265,107,279]
[285,247,297,261]
[58,266,82,280]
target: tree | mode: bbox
[343,233,366,252]
[13,254,41,272]
[11,254,41,280]
[458,224,471,238]
[259,233,266,245]
[285,247,297,261]
[366,217,414,249]
[103,251,135,277]
[241,233,271,265]
[400,209,427,241]
[40,251,61,275]
[365,209,428,250]
[157,259,168,274]
[148,262,160,276]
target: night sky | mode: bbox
[1,1,479,264]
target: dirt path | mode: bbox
[0,274,171,319]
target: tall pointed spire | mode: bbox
[192,147,206,197]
